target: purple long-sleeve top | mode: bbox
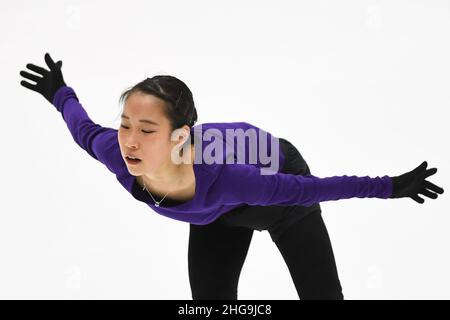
[52,86,393,225]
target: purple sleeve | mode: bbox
[214,163,393,207]
[52,86,122,174]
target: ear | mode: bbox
[170,126,191,150]
[177,126,191,145]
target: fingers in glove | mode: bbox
[413,161,428,174]
[45,53,58,71]
[20,80,39,92]
[20,70,42,83]
[424,180,444,194]
[423,167,438,179]
[418,188,438,199]
[411,194,425,204]
[26,63,48,76]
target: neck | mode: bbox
[140,144,194,191]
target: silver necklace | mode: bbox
[142,181,170,207]
[140,146,192,207]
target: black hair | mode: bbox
[118,75,198,135]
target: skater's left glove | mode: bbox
[390,161,444,204]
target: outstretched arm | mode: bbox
[20,53,122,174]
[214,161,443,207]
[215,163,393,207]
[51,86,121,173]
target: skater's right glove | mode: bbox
[390,161,444,204]
[19,52,67,105]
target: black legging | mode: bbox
[187,138,344,300]
[188,210,343,300]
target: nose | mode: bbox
[126,144,137,150]
[126,141,138,149]
[124,132,140,149]
[125,140,139,150]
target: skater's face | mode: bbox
[118,92,190,175]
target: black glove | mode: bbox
[390,161,444,204]
[19,52,67,104]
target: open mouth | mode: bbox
[125,156,142,165]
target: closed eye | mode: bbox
[120,125,155,134]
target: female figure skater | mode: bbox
[20,53,444,300]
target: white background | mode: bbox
[1,0,449,299]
